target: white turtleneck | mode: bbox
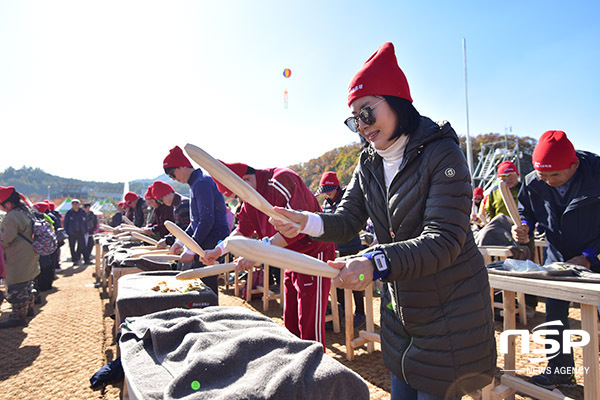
[375,134,409,188]
[301,135,409,238]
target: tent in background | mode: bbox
[56,196,73,214]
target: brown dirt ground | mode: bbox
[0,251,589,399]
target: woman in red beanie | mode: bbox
[271,42,495,399]
[0,186,40,328]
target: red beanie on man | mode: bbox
[315,171,340,195]
[163,146,193,169]
[347,42,412,107]
[152,181,174,199]
[144,185,155,200]
[124,191,139,207]
[473,187,484,199]
[212,161,249,198]
[0,186,15,204]
[497,161,519,177]
[33,202,49,213]
[532,131,578,171]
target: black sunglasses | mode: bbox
[165,167,177,179]
[343,98,385,133]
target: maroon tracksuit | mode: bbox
[235,168,335,349]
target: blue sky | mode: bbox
[0,1,598,183]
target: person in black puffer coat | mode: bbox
[271,42,496,399]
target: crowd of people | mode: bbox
[1,41,598,398]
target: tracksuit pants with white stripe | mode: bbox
[283,267,331,351]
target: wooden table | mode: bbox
[487,274,600,400]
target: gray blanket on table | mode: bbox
[116,271,218,323]
[487,261,600,283]
[119,307,370,400]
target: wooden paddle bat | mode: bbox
[99,223,116,232]
[175,262,237,280]
[130,254,182,261]
[164,221,205,257]
[223,236,339,278]
[115,232,132,239]
[118,225,145,233]
[122,215,136,226]
[130,231,159,246]
[498,180,529,243]
[184,143,301,230]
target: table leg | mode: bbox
[345,288,354,361]
[503,289,516,400]
[365,284,374,353]
[581,303,599,400]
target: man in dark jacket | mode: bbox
[513,130,600,389]
[63,199,87,264]
[316,171,366,328]
[110,201,126,227]
[162,146,230,299]
[83,203,98,264]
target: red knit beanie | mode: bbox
[532,131,578,171]
[473,187,484,199]
[152,180,174,199]
[144,185,155,200]
[347,42,412,107]
[163,145,193,169]
[315,171,340,195]
[213,161,249,197]
[124,191,139,207]
[0,186,15,204]
[497,161,519,177]
[33,202,49,213]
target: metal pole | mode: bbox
[462,38,475,187]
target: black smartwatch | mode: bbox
[363,250,391,280]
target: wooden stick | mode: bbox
[184,143,301,230]
[499,180,529,243]
[99,223,116,232]
[118,225,145,233]
[164,221,205,257]
[175,263,237,280]
[122,215,136,226]
[223,236,339,278]
[127,254,182,261]
[130,231,158,245]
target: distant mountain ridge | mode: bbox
[0,166,189,201]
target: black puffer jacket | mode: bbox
[319,117,496,398]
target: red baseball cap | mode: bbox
[124,191,139,207]
[0,186,15,204]
[117,201,126,208]
[212,161,249,198]
[347,42,412,107]
[315,171,340,195]
[532,130,578,171]
[152,180,174,200]
[497,161,519,177]
[163,145,193,169]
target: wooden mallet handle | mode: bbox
[130,231,159,246]
[184,143,301,230]
[175,263,237,280]
[164,221,206,257]
[223,236,339,278]
[99,223,116,232]
[122,215,136,226]
[498,180,529,244]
